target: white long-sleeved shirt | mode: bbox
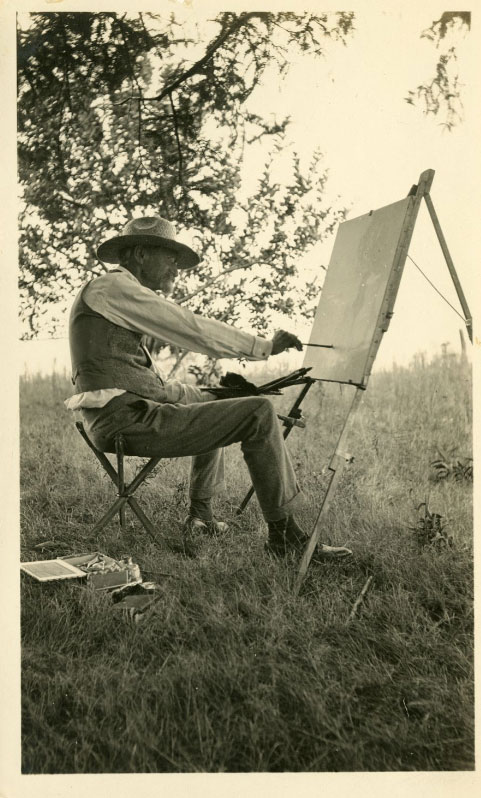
[65,267,272,409]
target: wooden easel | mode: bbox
[294,168,472,593]
[237,169,473,594]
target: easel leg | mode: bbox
[293,386,364,595]
[237,379,315,515]
[423,192,473,342]
[293,458,351,595]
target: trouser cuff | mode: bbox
[189,484,224,500]
[261,488,304,523]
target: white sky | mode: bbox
[10,0,481,375]
[243,4,478,370]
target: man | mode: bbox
[66,215,351,559]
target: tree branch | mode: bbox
[169,91,184,188]
[177,259,262,304]
[55,190,87,209]
[167,348,190,379]
[143,12,267,102]
[114,13,144,97]
[137,96,143,155]
[59,17,73,112]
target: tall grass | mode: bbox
[20,353,473,772]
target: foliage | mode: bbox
[19,353,473,772]
[422,12,471,42]
[430,449,473,483]
[408,501,453,548]
[18,11,354,355]
[406,12,471,130]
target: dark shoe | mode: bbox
[285,516,310,548]
[265,516,308,557]
[176,516,229,558]
[265,516,352,560]
[285,516,352,559]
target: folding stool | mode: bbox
[75,421,161,540]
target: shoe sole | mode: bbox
[183,518,229,536]
[265,543,353,561]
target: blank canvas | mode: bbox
[303,196,414,386]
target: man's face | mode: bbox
[139,246,179,295]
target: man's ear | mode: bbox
[133,244,146,263]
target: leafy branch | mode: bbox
[143,12,266,103]
[17,11,354,345]
[405,11,470,130]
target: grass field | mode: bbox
[20,353,473,773]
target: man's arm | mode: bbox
[84,270,275,361]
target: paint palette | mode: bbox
[20,558,86,582]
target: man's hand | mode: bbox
[271,330,303,355]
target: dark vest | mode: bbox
[69,279,168,402]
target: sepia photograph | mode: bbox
[2,0,479,794]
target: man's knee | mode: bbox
[243,396,278,437]
[254,395,276,415]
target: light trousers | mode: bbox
[81,392,302,522]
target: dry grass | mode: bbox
[20,353,473,772]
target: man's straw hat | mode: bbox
[96,215,200,270]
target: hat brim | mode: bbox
[96,234,200,270]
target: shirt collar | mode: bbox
[113,265,168,298]
[114,265,140,284]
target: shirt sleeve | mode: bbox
[84,271,273,361]
[163,380,217,405]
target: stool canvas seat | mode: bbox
[75,421,161,540]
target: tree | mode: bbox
[18,11,354,377]
[405,12,471,130]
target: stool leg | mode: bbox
[116,434,126,533]
[76,423,163,541]
[91,496,129,535]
